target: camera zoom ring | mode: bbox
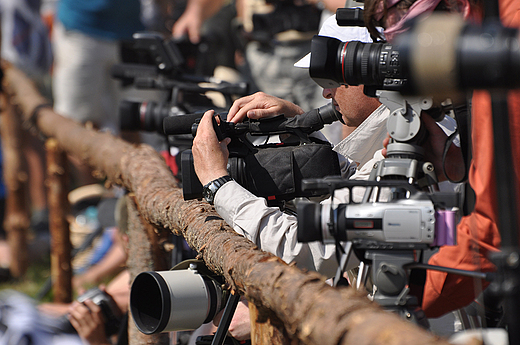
[343,41,358,85]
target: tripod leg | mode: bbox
[211,293,241,345]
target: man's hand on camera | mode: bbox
[193,110,231,186]
[68,299,110,345]
[227,92,305,124]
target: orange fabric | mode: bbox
[422,0,520,318]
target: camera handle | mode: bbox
[211,292,241,345]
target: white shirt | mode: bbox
[214,105,390,278]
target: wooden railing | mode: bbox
[1,61,452,345]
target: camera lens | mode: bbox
[119,100,177,134]
[309,36,405,90]
[297,200,325,243]
[130,269,225,334]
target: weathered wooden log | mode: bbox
[0,89,29,278]
[46,138,72,303]
[126,195,170,345]
[2,61,453,345]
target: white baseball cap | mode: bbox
[294,13,375,68]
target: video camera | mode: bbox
[309,13,520,99]
[250,0,322,42]
[297,178,458,250]
[295,177,460,327]
[112,32,249,135]
[163,102,344,206]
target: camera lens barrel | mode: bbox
[130,269,224,334]
[310,36,404,90]
[119,100,180,134]
[297,200,339,243]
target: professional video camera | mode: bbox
[309,13,520,99]
[297,178,458,249]
[112,32,249,135]
[163,102,344,206]
[296,177,460,326]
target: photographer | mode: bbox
[192,13,460,278]
[361,0,520,318]
[39,197,132,345]
[37,270,130,345]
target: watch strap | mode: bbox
[203,175,233,204]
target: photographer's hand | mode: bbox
[213,298,251,341]
[68,299,110,345]
[192,110,231,186]
[171,0,225,44]
[227,92,304,124]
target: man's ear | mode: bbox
[461,0,471,19]
[456,0,477,21]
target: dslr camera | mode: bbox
[57,288,123,336]
[309,11,520,98]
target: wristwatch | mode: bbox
[202,175,233,205]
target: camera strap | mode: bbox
[442,103,471,184]
[115,312,129,345]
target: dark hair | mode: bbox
[363,0,483,41]
[363,0,417,40]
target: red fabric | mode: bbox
[160,151,179,176]
[422,0,520,318]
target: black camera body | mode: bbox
[164,103,344,206]
[251,1,322,42]
[57,288,123,337]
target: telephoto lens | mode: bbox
[130,260,227,334]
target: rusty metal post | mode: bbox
[46,138,72,303]
[126,194,170,345]
[0,91,29,278]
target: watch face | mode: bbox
[203,187,212,202]
[203,176,231,204]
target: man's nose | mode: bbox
[322,88,332,99]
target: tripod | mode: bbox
[333,90,452,327]
[362,90,440,203]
